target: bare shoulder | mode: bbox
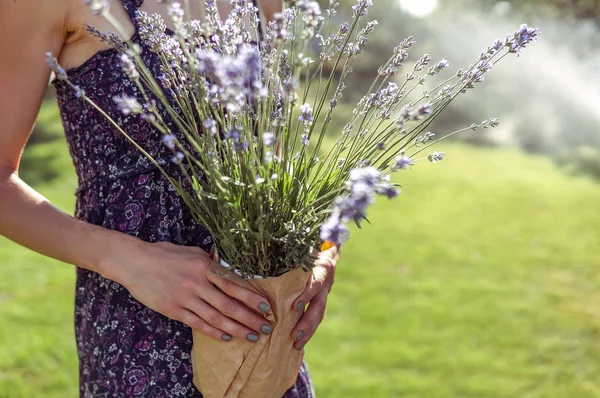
[0,0,70,34]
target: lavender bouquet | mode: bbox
[47,0,539,396]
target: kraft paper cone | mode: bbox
[192,252,309,398]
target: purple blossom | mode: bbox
[352,0,373,16]
[301,134,310,146]
[171,152,184,164]
[299,103,314,125]
[113,95,143,115]
[320,214,350,245]
[349,167,381,187]
[46,53,67,81]
[507,24,540,55]
[120,54,139,81]
[376,184,400,199]
[428,59,449,75]
[263,132,276,146]
[203,118,218,136]
[167,2,184,25]
[161,134,176,149]
[225,127,248,152]
[427,152,445,163]
[196,46,264,112]
[395,156,413,170]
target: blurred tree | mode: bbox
[440,0,600,22]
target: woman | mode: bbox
[0,0,339,396]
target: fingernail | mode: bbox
[259,302,271,314]
[296,301,304,311]
[295,330,304,341]
[222,333,232,342]
[297,341,306,351]
[246,333,259,342]
[261,324,272,335]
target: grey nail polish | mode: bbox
[261,324,272,335]
[296,301,305,311]
[298,341,306,351]
[246,333,259,342]
[295,330,304,341]
[259,302,271,314]
[222,333,232,342]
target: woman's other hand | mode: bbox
[290,246,339,350]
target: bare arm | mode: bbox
[0,0,273,343]
[0,0,124,274]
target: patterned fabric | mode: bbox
[51,1,315,396]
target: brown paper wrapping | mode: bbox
[192,257,309,398]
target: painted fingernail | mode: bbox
[222,333,232,342]
[246,333,259,342]
[297,341,306,351]
[295,330,304,341]
[296,301,305,311]
[259,302,271,314]
[261,324,272,335]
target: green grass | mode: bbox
[1,106,600,396]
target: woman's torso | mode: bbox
[50,1,314,396]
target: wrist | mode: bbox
[94,229,144,283]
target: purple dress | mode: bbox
[51,0,315,396]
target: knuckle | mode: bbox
[189,318,207,331]
[208,312,223,327]
[221,279,237,293]
[220,299,239,316]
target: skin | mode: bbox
[0,0,337,350]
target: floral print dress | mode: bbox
[51,0,315,396]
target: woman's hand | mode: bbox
[104,238,273,343]
[290,246,340,350]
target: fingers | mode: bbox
[206,266,272,316]
[184,297,265,342]
[179,308,231,342]
[201,285,273,338]
[291,289,328,350]
[292,255,335,313]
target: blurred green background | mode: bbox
[2,0,600,397]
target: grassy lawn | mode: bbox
[1,103,600,396]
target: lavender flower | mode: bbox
[428,59,449,76]
[352,0,373,16]
[120,54,139,81]
[395,156,413,170]
[301,134,310,146]
[113,95,143,115]
[171,152,185,164]
[263,132,276,147]
[349,167,381,187]
[507,24,540,55]
[299,103,314,126]
[46,53,67,81]
[320,214,350,245]
[376,184,400,199]
[196,46,264,112]
[327,0,340,16]
[162,134,177,150]
[167,2,185,25]
[225,127,248,152]
[427,152,445,163]
[203,118,218,136]
[300,1,323,39]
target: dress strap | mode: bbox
[121,0,144,26]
